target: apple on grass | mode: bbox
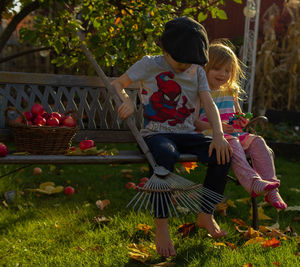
[79,140,95,151]
[64,186,75,195]
[126,182,136,190]
[33,167,42,175]
[0,143,8,157]
[140,177,149,183]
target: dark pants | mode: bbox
[144,133,231,217]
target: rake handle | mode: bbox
[77,32,157,169]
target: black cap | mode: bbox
[160,17,209,66]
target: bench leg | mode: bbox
[251,196,259,230]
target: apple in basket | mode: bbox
[31,103,44,116]
[24,111,33,121]
[33,115,46,126]
[51,112,63,124]
[0,143,8,157]
[79,140,95,150]
[46,116,60,126]
[62,115,76,127]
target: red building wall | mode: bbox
[202,0,284,42]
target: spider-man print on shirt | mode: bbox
[143,71,195,126]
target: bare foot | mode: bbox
[196,213,227,238]
[154,218,176,258]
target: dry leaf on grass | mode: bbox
[244,237,266,246]
[180,162,198,173]
[231,218,248,227]
[127,243,152,263]
[137,224,152,235]
[95,199,110,210]
[262,237,280,248]
[178,222,196,237]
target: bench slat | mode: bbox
[0,151,198,164]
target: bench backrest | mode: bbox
[0,71,143,143]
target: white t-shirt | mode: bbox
[126,55,210,135]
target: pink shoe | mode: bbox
[265,191,287,210]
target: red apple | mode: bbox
[79,140,95,150]
[51,112,63,124]
[33,115,46,126]
[31,103,44,116]
[24,111,33,121]
[64,186,75,195]
[126,182,136,190]
[0,143,8,157]
[46,116,60,126]
[137,182,145,188]
[140,177,149,183]
[41,112,51,120]
[62,116,76,127]
[33,167,42,175]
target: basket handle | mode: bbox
[5,107,28,126]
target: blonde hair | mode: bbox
[205,41,245,97]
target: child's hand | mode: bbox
[209,134,232,165]
[117,99,135,120]
[222,123,235,134]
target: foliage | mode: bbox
[256,122,300,144]
[1,0,242,74]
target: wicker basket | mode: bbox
[5,107,78,155]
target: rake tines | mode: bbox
[126,172,224,217]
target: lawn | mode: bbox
[0,144,299,266]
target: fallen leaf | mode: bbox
[216,202,228,216]
[290,188,300,193]
[232,218,248,227]
[153,261,176,266]
[244,227,261,239]
[92,215,110,224]
[243,264,252,267]
[227,199,236,208]
[225,242,237,250]
[285,206,300,212]
[236,197,251,204]
[272,262,280,266]
[262,238,280,248]
[244,237,266,246]
[95,199,110,210]
[180,162,198,173]
[139,166,149,172]
[120,169,133,174]
[137,224,152,235]
[127,243,151,263]
[213,241,227,248]
[178,222,196,237]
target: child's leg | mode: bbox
[228,138,279,197]
[177,133,230,238]
[245,137,287,209]
[144,134,179,257]
[154,218,176,258]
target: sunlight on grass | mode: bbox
[0,154,299,266]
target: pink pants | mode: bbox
[228,137,279,193]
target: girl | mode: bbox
[112,18,232,258]
[195,41,287,210]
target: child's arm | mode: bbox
[194,97,211,131]
[111,73,135,120]
[199,91,232,164]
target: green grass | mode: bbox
[0,146,299,266]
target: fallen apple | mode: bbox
[62,115,76,127]
[140,177,149,183]
[126,182,136,190]
[0,143,8,157]
[64,186,75,195]
[79,140,95,150]
[33,167,42,175]
[137,182,145,188]
[31,103,44,116]
[46,116,60,126]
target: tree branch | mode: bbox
[0,46,51,64]
[0,1,40,53]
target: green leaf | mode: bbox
[217,9,228,20]
[198,12,208,23]
[233,0,243,3]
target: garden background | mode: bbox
[0,0,299,266]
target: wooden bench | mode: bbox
[0,71,259,228]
